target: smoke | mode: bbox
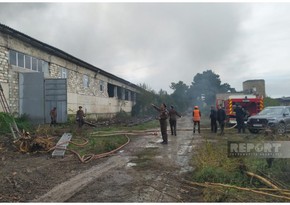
[0,3,288,97]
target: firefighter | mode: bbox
[209,105,217,133]
[235,104,246,133]
[217,105,226,135]
[193,106,201,134]
[152,103,169,144]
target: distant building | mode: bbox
[0,23,140,124]
[243,79,266,97]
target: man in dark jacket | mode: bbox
[152,103,169,144]
[217,105,226,135]
[235,104,246,133]
[169,105,181,136]
[50,107,57,127]
[76,106,85,128]
[209,106,217,133]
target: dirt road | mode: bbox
[1,114,204,202]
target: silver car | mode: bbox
[247,106,290,134]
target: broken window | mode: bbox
[132,92,136,103]
[125,90,129,101]
[117,86,122,99]
[108,83,115,97]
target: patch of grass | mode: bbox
[0,112,14,134]
[95,120,159,133]
[0,113,32,136]
[191,129,290,202]
[192,141,248,185]
[68,134,128,156]
[128,120,159,130]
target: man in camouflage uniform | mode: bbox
[152,103,169,144]
[169,105,181,136]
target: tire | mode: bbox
[276,123,286,134]
[248,128,259,134]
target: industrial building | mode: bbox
[243,79,266,97]
[0,23,140,124]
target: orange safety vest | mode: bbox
[193,109,201,122]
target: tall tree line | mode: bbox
[132,69,236,116]
[132,69,280,117]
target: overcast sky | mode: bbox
[0,2,289,98]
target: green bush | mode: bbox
[115,109,130,121]
[192,141,249,186]
[0,112,32,136]
[194,165,248,186]
[15,113,32,131]
[0,112,14,134]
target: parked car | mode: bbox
[247,106,290,134]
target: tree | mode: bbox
[131,83,156,116]
[132,84,173,117]
[188,70,236,108]
[169,81,189,112]
[264,97,280,107]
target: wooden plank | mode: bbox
[52,133,72,157]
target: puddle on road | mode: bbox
[145,143,159,148]
[126,162,137,167]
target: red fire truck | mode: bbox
[216,93,264,125]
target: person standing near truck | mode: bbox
[209,105,217,133]
[235,104,246,133]
[217,105,226,135]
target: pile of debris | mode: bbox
[13,131,56,153]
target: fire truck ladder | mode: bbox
[0,83,20,139]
